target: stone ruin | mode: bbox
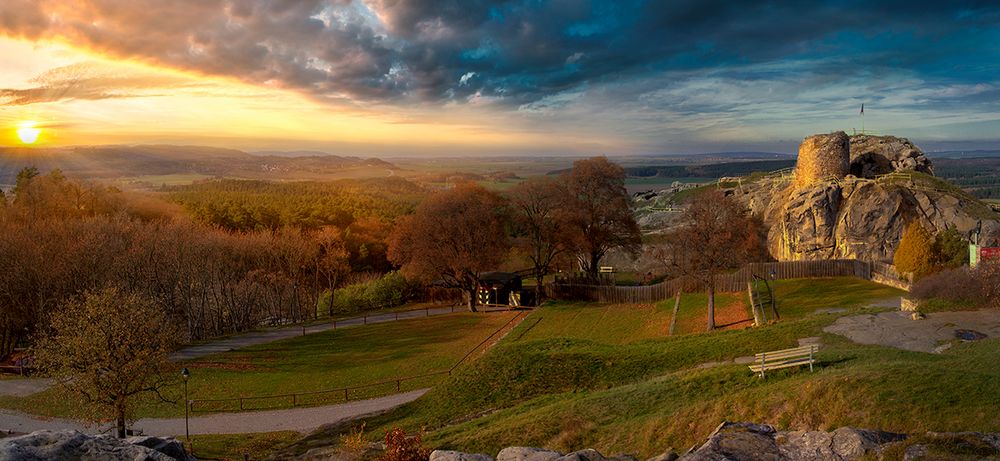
[793,131,850,188]
[793,131,936,188]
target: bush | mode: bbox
[910,267,985,306]
[378,428,430,461]
[932,226,969,269]
[894,223,935,279]
[331,271,416,314]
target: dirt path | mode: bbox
[0,378,52,397]
[823,309,1000,353]
[0,389,428,436]
[171,306,462,361]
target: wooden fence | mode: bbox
[550,259,909,304]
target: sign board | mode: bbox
[599,266,615,273]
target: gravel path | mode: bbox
[0,389,428,436]
[172,306,461,361]
[0,379,53,397]
[823,309,1000,353]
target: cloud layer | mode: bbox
[1,0,998,152]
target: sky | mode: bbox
[0,0,998,156]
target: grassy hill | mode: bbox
[278,278,973,459]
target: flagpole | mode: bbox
[860,103,864,134]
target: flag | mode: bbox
[860,103,864,115]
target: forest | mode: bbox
[0,157,645,360]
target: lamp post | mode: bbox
[181,367,190,443]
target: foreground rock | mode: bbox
[433,422,1000,461]
[0,430,194,461]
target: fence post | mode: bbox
[364,314,367,325]
[292,394,297,407]
[239,397,244,411]
[396,379,401,392]
[344,388,348,401]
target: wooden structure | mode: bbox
[748,344,818,379]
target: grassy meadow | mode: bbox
[0,312,520,419]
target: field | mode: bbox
[0,312,519,419]
[278,278,991,460]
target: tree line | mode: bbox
[0,170,407,359]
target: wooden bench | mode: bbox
[748,345,818,378]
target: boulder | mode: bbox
[680,421,782,460]
[553,449,608,461]
[497,447,563,461]
[431,449,496,461]
[643,451,679,461]
[849,135,933,178]
[0,430,194,461]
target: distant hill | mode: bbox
[0,145,397,185]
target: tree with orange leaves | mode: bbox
[387,183,510,311]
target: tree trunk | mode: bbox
[466,288,478,312]
[706,283,716,331]
[116,407,127,438]
[535,274,544,307]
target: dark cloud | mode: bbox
[0,0,997,108]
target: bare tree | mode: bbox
[563,157,641,276]
[387,183,510,311]
[34,286,179,438]
[509,176,572,303]
[657,191,766,330]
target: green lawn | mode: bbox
[0,312,519,419]
[186,431,300,461]
[277,278,972,459]
[769,277,904,318]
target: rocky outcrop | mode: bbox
[0,430,195,460]
[738,133,997,262]
[433,423,1000,461]
[682,422,906,460]
[849,134,933,178]
[795,132,850,188]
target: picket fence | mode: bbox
[550,259,909,304]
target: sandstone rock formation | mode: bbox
[0,430,195,461]
[849,134,933,178]
[738,133,998,262]
[430,422,1000,461]
[794,131,850,188]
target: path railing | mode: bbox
[550,259,910,304]
[188,311,527,413]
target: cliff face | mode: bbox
[738,133,996,262]
[748,177,991,262]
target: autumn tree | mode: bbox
[563,157,641,276]
[894,223,935,280]
[387,183,510,311]
[509,176,572,303]
[657,191,766,331]
[35,286,179,438]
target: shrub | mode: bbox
[931,226,969,269]
[910,267,985,306]
[378,428,430,461]
[894,223,935,279]
[331,271,416,314]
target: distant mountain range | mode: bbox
[0,145,396,185]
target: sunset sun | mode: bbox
[16,121,41,144]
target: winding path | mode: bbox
[0,389,428,436]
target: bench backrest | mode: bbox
[754,345,817,361]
